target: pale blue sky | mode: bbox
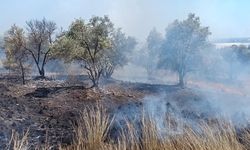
[1,0,250,41]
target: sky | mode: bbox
[0,0,250,41]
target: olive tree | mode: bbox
[53,16,114,87]
[159,14,211,87]
[143,28,163,79]
[3,25,30,84]
[101,28,136,78]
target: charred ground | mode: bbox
[0,75,216,149]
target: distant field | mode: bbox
[215,42,250,49]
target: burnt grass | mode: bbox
[0,75,246,149]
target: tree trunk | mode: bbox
[102,71,112,79]
[39,67,45,78]
[91,79,99,88]
[102,66,114,79]
[178,71,184,88]
[19,61,25,85]
[147,69,154,81]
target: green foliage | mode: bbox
[52,35,79,62]
[53,16,114,87]
[159,13,211,86]
[4,25,25,59]
[102,28,136,78]
[66,16,113,61]
[4,25,25,68]
[3,18,57,78]
[53,16,136,86]
[110,29,136,67]
[3,25,30,84]
[143,28,163,78]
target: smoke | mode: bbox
[112,35,250,135]
[1,0,250,136]
[192,46,250,126]
[143,94,184,136]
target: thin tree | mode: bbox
[4,25,29,84]
[143,28,163,80]
[24,18,57,78]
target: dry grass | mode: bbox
[60,105,250,150]
[7,129,29,150]
[10,105,250,150]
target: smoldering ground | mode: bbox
[108,42,250,139]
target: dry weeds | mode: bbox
[10,105,250,150]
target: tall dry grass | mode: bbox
[10,105,250,150]
[7,129,29,150]
[64,105,114,150]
